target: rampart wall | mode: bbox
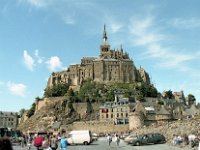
[61,121,129,134]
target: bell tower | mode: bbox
[100,25,111,59]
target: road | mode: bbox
[13,137,191,150]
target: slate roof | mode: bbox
[156,106,171,115]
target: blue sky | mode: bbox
[0,0,200,112]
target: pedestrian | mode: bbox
[115,134,120,146]
[60,133,68,150]
[0,137,13,150]
[50,135,58,150]
[27,135,33,150]
[20,135,25,149]
[107,134,112,146]
[42,140,52,150]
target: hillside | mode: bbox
[18,98,97,133]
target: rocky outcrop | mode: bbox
[18,99,77,133]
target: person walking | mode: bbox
[50,135,58,150]
[107,134,112,146]
[0,137,13,150]
[60,133,68,150]
[115,134,120,146]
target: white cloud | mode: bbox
[62,15,75,25]
[34,49,43,64]
[128,16,197,72]
[46,56,62,71]
[6,81,26,97]
[110,23,122,33]
[129,16,165,46]
[26,0,53,8]
[23,50,35,71]
[171,18,200,29]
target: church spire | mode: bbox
[103,24,107,42]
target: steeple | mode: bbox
[100,24,110,59]
[103,24,107,42]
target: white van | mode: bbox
[66,130,92,145]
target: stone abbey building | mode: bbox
[47,26,150,88]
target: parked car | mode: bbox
[120,133,130,140]
[92,133,98,141]
[124,133,137,143]
[128,133,166,146]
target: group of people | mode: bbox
[107,133,120,147]
[172,133,200,149]
[0,131,68,150]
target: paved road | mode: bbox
[13,137,191,150]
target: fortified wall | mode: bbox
[61,121,129,134]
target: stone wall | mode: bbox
[61,121,129,134]
[36,97,101,118]
[36,97,67,112]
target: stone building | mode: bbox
[0,111,18,129]
[47,25,150,88]
[99,96,134,125]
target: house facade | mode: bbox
[0,111,18,129]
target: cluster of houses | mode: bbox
[0,111,18,129]
[99,90,199,129]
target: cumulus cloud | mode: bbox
[23,50,35,71]
[46,56,62,71]
[6,81,26,97]
[171,18,200,29]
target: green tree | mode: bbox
[44,83,69,97]
[26,103,36,118]
[19,108,26,117]
[188,94,196,105]
[164,90,174,99]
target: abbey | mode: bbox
[47,26,150,88]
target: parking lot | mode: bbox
[13,137,191,150]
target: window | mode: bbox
[111,114,113,118]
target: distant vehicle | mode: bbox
[98,132,105,137]
[128,133,166,146]
[66,130,92,145]
[92,133,98,141]
[124,133,137,143]
[120,133,130,140]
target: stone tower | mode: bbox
[100,25,111,59]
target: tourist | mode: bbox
[114,134,120,146]
[50,135,58,150]
[107,134,112,146]
[27,135,33,150]
[20,135,26,149]
[0,137,13,150]
[42,140,52,150]
[60,133,68,150]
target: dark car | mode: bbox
[128,133,166,146]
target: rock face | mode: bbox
[18,99,76,133]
